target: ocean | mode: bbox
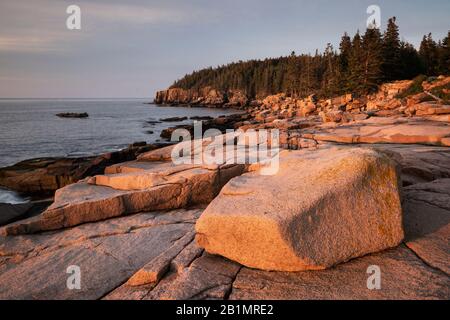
[0,98,239,203]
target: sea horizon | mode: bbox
[0,97,154,101]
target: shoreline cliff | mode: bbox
[154,87,249,108]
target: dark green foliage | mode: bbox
[361,27,383,93]
[382,17,402,81]
[396,74,427,99]
[419,34,440,76]
[399,41,424,79]
[438,31,450,75]
[430,82,450,104]
[337,32,352,92]
[347,32,365,94]
[172,19,448,99]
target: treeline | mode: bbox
[171,18,450,98]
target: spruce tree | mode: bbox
[399,41,424,79]
[299,55,313,97]
[382,17,401,81]
[338,32,352,91]
[322,43,339,97]
[438,31,450,75]
[170,20,442,99]
[420,33,440,75]
[348,31,364,94]
[286,51,301,97]
[362,27,383,93]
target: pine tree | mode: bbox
[338,32,352,91]
[399,41,424,79]
[322,43,339,97]
[382,17,401,80]
[286,51,301,97]
[438,31,450,75]
[420,33,440,75]
[299,55,313,96]
[361,27,383,92]
[348,32,365,93]
[171,18,441,99]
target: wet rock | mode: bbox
[56,112,88,119]
[0,203,32,226]
[190,116,214,121]
[159,114,249,141]
[160,117,188,122]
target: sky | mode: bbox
[0,0,449,98]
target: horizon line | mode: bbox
[0,97,155,100]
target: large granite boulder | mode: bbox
[196,147,404,271]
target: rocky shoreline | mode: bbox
[0,142,172,225]
[0,77,449,299]
[0,112,249,227]
[154,87,248,108]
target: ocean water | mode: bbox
[0,99,239,167]
[0,99,239,203]
[0,187,30,204]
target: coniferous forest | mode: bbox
[171,18,450,98]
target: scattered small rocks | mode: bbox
[160,116,188,122]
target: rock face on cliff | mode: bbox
[196,147,404,271]
[154,87,248,108]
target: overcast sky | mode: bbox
[0,0,449,98]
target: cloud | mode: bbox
[0,35,69,53]
[86,3,205,25]
[0,0,213,53]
